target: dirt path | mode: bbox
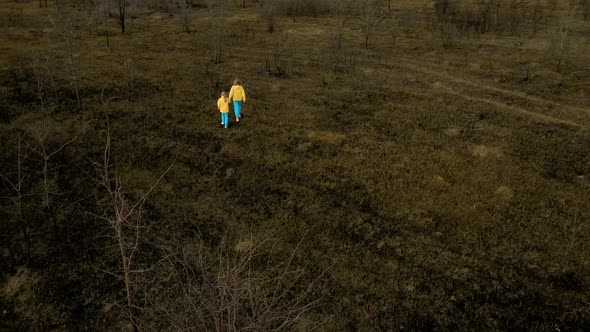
[390,56,590,128]
[396,56,590,112]
[436,83,585,128]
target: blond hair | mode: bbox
[221,91,227,96]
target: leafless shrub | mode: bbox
[141,233,323,331]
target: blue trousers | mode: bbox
[220,113,229,127]
[233,101,243,119]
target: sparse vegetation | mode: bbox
[1,0,589,330]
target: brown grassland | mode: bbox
[1,0,590,330]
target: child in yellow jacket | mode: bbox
[217,91,231,128]
[228,79,246,122]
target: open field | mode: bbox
[1,0,590,330]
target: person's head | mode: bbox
[221,91,227,97]
[233,79,241,86]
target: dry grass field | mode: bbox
[1,0,590,330]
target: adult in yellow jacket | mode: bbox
[217,91,231,128]
[228,79,246,122]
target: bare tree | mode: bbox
[549,7,576,72]
[433,0,457,49]
[88,0,109,33]
[85,0,113,48]
[258,0,281,32]
[329,0,350,51]
[505,0,529,35]
[109,0,128,33]
[24,118,78,238]
[50,11,82,108]
[181,2,194,33]
[21,54,53,112]
[121,54,133,101]
[207,0,229,63]
[581,0,590,20]
[91,115,174,331]
[359,0,389,49]
[529,0,544,35]
[260,31,289,76]
[0,129,33,260]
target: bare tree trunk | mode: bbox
[119,0,126,33]
[100,127,139,331]
[329,0,348,51]
[551,7,576,73]
[114,211,137,332]
[124,55,132,101]
[66,38,81,108]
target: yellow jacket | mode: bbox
[217,96,230,113]
[229,85,246,102]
